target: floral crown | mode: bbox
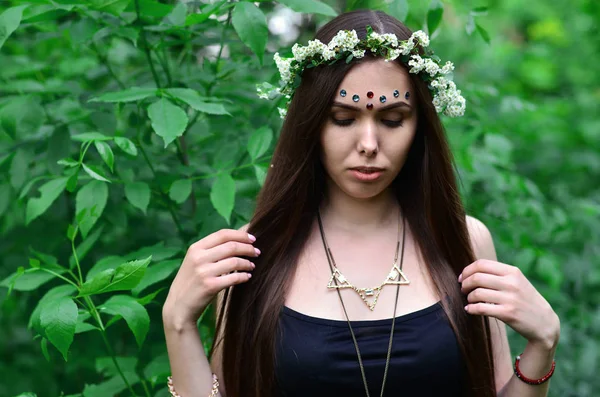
[257,26,466,119]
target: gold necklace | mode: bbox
[322,210,410,311]
[317,209,407,397]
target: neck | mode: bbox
[319,184,400,235]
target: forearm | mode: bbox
[163,314,221,397]
[498,341,557,397]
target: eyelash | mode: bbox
[331,118,404,128]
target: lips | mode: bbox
[350,166,384,173]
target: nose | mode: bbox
[356,118,379,156]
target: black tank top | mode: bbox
[273,301,465,396]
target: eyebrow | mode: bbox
[331,101,413,111]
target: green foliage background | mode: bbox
[0,0,598,396]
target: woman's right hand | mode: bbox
[162,229,259,329]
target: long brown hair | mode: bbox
[214,9,496,397]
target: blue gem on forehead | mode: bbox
[352,94,360,102]
[405,91,410,99]
[393,90,400,98]
[380,95,387,103]
[340,89,347,97]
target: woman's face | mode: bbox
[320,58,418,200]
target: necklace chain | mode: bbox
[317,209,407,397]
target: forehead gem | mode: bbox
[366,103,374,110]
[352,94,360,102]
[405,91,410,100]
[380,95,387,103]
[393,90,400,98]
[367,91,374,98]
[340,89,347,97]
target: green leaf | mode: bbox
[0,5,28,51]
[132,259,181,295]
[86,255,123,280]
[26,177,68,225]
[278,0,337,16]
[41,337,50,362]
[88,0,131,15]
[389,0,409,22]
[40,296,78,361]
[28,285,77,336]
[125,182,150,214]
[76,181,108,238]
[147,98,188,148]
[163,1,187,26]
[144,353,171,386]
[164,88,230,115]
[210,173,236,224]
[114,136,138,156]
[476,23,490,44]
[0,268,56,292]
[82,163,111,183]
[88,87,157,103]
[100,295,150,347]
[10,149,28,190]
[78,256,152,296]
[169,179,192,204]
[427,0,444,36]
[94,141,114,172]
[232,2,268,65]
[253,164,268,186]
[247,126,273,161]
[71,132,112,142]
[58,158,79,167]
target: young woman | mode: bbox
[162,9,560,397]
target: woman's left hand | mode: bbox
[459,259,560,350]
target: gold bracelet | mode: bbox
[167,374,220,397]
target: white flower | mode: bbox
[278,107,288,119]
[381,33,399,47]
[386,48,401,61]
[328,30,360,52]
[408,54,426,73]
[367,31,385,45]
[411,30,430,47]
[440,61,455,75]
[274,52,293,84]
[352,49,366,58]
[424,58,440,76]
[292,44,308,62]
[398,40,415,55]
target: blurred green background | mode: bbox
[0,0,598,396]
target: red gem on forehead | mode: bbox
[367,91,374,98]
[366,103,374,110]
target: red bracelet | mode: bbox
[514,354,556,385]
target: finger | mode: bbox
[203,240,260,263]
[211,271,252,291]
[465,302,505,319]
[459,259,512,282]
[461,272,507,294]
[209,257,255,277]
[194,229,256,250]
[466,288,504,305]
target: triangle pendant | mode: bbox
[383,263,410,285]
[327,268,352,289]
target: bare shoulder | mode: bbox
[465,215,497,261]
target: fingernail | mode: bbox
[464,305,468,312]
[458,274,462,283]
[255,248,261,256]
[248,233,256,242]
[251,262,256,269]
